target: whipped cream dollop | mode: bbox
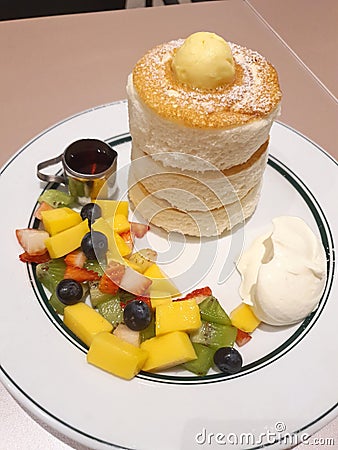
[237,216,327,326]
[171,32,235,89]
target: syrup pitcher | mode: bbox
[37,139,118,205]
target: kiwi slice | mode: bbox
[97,297,123,327]
[68,178,85,199]
[198,296,231,325]
[38,189,74,208]
[182,343,215,376]
[36,258,66,293]
[190,321,237,349]
[36,259,92,316]
[119,289,137,304]
[140,314,156,342]
[84,260,105,276]
[49,292,66,315]
[88,281,114,307]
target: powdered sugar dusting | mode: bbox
[132,39,282,129]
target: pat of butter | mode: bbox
[171,32,235,89]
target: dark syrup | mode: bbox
[69,149,112,174]
[65,140,115,175]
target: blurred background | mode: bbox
[0,0,206,21]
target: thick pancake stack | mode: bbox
[127,35,282,236]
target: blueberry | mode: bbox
[80,203,101,227]
[56,279,83,305]
[123,300,152,331]
[213,347,243,374]
[81,231,108,260]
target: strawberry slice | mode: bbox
[236,329,252,347]
[19,251,51,264]
[99,273,120,295]
[102,261,151,297]
[130,222,149,238]
[175,286,212,303]
[64,265,100,282]
[64,250,87,268]
[16,228,49,255]
[120,230,134,251]
[98,262,125,294]
[34,201,54,220]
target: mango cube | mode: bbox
[41,207,82,236]
[64,303,113,347]
[92,218,130,260]
[106,214,130,234]
[114,232,132,257]
[150,292,172,309]
[94,200,129,219]
[45,219,89,258]
[91,178,107,200]
[92,217,115,247]
[230,303,261,332]
[143,264,180,297]
[87,332,148,380]
[141,331,197,372]
[127,249,156,274]
[155,299,201,336]
[123,258,143,273]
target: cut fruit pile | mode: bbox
[16,189,262,380]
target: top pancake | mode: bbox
[132,39,282,129]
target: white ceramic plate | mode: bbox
[1,101,337,450]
